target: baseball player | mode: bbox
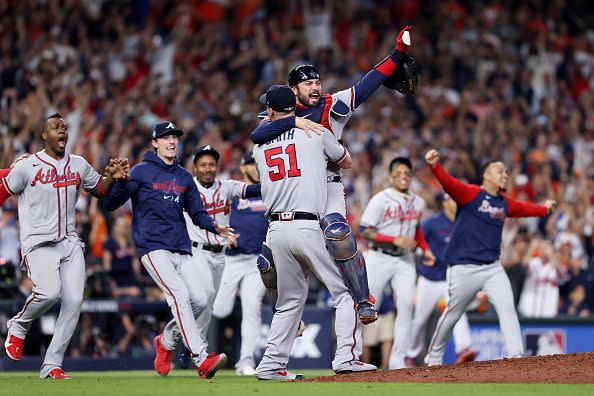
[423,149,556,366]
[173,145,261,348]
[211,151,267,375]
[1,113,129,379]
[251,26,419,324]
[254,85,376,380]
[405,193,476,367]
[359,157,436,369]
[103,121,233,379]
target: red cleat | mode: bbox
[47,368,71,380]
[153,334,172,376]
[369,293,376,305]
[4,333,24,361]
[455,348,477,364]
[197,352,228,379]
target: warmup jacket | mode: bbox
[103,151,216,257]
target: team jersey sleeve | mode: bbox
[359,194,384,228]
[430,163,481,206]
[504,195,548,218]
[322,130,348,163]
[251,118,296,145]
[103,166,141,211]
[334,55,398,111]
[80,158,103,192]
[244,183,261,198]
[184,176,217,234]
[4,162,29,195]
[225,180,248,200]
[415,224,429,252]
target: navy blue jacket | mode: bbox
[226,196,268,256]
[103,151,216,257]
[418,212,454,281]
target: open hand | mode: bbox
[295,117,326,138]
[10,153,30,169]
[215,223,237,239]
[107,158,130,181]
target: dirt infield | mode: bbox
[310,352,594,383]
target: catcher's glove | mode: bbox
[383,56,419,96]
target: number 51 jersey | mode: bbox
[253,127,347,217]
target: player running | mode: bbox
[359,157,435,369]
[254,85,376,380]
[423,149,556,366]
[250,26,419,325]
[405,192,475,367]
[211,151,267,375]
[103,121,234,379]
[1,114,128,379]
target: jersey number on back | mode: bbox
[264,144,301,181]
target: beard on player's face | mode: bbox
[195,155,218,186]
[243,164,259,184]
[294,80,322,107]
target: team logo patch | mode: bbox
[523,329,566,356]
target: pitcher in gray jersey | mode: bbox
[253,85,376,381]
[1,114,129,379]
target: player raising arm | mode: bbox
[423,149,555,366]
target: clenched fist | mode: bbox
[425,149,440,167]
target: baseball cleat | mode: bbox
[296,320,306,337]
[256,370,305,381]
[235,366,256,375]
[197,352,227,379]
[178,345,191,369]
[153,334,172,376]
[334,361,377,374]
[356,302,378,325]
[47,368,71,380]
[4,333,24,361]
[455,348,477,364]
[405,357,418,368]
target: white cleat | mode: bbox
[236,366,256,376]
[256,369,305,381]
[334,361,377,374]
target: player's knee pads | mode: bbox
[257,242,277,290]
[320,213,358,260]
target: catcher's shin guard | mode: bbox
[320,213,371,305]
[258,242,278,314]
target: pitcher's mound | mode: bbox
[310,352,594,383]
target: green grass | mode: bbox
[0,370,592,396]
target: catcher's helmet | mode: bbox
[288,64,320,86]
[383,56,419,96]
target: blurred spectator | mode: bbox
[518,238,562,318]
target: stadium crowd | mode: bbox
[1,0,594,360]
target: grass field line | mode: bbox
[0,370,593,396]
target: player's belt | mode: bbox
[192,241,224,253]
[371,246,405,257]
[327,175,342,183]
[269,211,320,222]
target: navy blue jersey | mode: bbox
[430,164,547,266]
[225,196,268,256]
[418,212,454,281]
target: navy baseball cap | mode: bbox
[259,85,296,113]
[151,121,183,139]
[287,64,320,86]
[193,145,220,163]
[241,151,255,165]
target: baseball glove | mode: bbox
[382,55,419,96]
